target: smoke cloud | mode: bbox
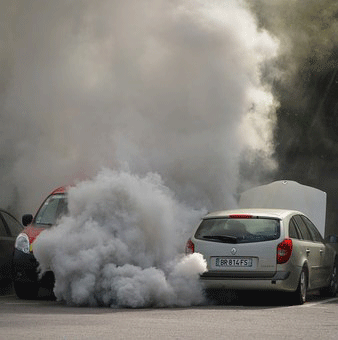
[2,0,279,306]
[244,0,338,234]
[1,0,278,214]
[33,169,207,307]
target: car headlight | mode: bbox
[15,233,30,254]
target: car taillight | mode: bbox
[277,239,293,264]
[185,238,194,255]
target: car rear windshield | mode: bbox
[35,193,68,227]
[194,217,280,244]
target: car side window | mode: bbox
[289,218,301,239]
[301,216,323,243]
[2,212,23,237]
[0,214,9,237]
[293,215,313,241]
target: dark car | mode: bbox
[13,186,68,299]
[0,209,23,286]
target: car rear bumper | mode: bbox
[12,249,54,287]
[200,268,302,292]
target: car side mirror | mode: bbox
[327,234,338,243]
[22,214,33,226]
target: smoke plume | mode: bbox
[2,0,279,306]
[245,0,338,234]
[33,169,207,307]
[1,0,278,214]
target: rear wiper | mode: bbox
[202,235,238,243]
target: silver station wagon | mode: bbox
[185,208,338,304]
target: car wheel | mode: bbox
[320,261,338,297]
[293,267,307,305]
[14,281,39,300]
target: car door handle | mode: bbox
[306,249,310,256]
[320,249,324,255]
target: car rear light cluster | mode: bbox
[277,238,293,264]
[185,238,194,255]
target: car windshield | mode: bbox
[194,217,280,244]
[35,193,68,226]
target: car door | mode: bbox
[0,212,14,281]
[293,215,322,289]
[0,211,23,282]
[301,215,330,286]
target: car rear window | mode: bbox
[194,217,280,244]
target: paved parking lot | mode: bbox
[1,290,338,340]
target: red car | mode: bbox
[13,186,68,299]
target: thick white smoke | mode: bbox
[2,0,279,307]
[33,169,207,307]
[1,0,278,214]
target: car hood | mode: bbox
[238,180,327,237]
[22,225,48,245]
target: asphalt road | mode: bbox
[1,288,338,340]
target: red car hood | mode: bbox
[23,225,48,249]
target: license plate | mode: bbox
[213,257,252,268]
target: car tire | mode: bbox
[292,267,307,305]
[320,260,338,297]
[14,281,39,300]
